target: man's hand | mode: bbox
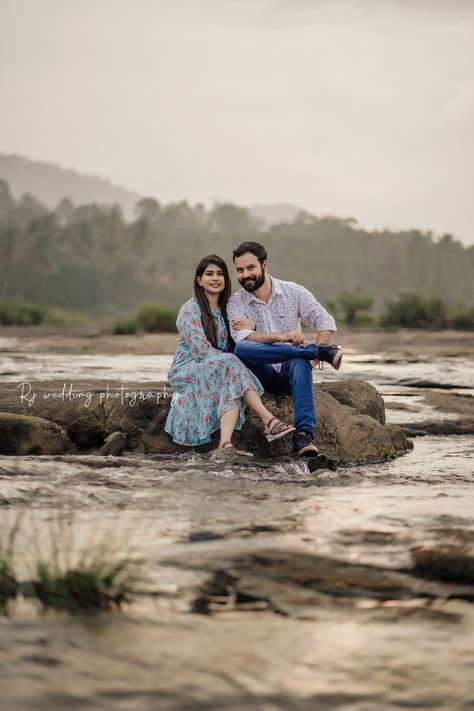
[310,359,319,369]
[283,329,306,345]
[232,317,256,331]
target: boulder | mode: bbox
[0,379,411,463]
[319,380,386,425]
[0,413,75,455]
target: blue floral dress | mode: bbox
[165,297,264,446]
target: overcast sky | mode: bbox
[1,0,473,243]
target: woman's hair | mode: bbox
[194,254,233,349]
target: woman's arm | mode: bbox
[177,303,218,361]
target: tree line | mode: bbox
[0,179,472,319]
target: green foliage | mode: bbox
[1,515,143,614]
[0,299,85,326]
[134,304,178,333]
[381,293,447,329]
[113,318,138,335]
[0,561,19,610]
[0,298,45,325]
[448,308,474,331]
[0,179,473,317]
[327,290,374,326]
[34,558,140,611]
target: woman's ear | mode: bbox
[196,277,202,287]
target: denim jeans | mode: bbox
[234,340,320,435]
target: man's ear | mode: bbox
[262,259,268,272]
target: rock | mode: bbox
[400,418,474,437]
[100,431,127,456]
[398,379,471,390]
[319,380,386,424]
[412,544,474,585]
[0,379,411,463]
[0,413,75,455]
[67,412,107,449]
[386,423,414,451]
[192,549,474,617]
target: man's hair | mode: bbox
[232,241,267,264]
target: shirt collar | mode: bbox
[242,275,282,304]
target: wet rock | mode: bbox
[0,413,75,455]
[191,549,474,618]
[422,392,474,417]
[412,544,474,585]
[399,378,471,390]
[100,431,127,456]
[400,418,474,437]
[320,380,386,425]
[386,423,414,451]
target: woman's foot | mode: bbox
[264,417,296,442]
[210,441,253,460]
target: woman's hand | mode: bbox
[232,317,256,331]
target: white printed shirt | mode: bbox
[226,276,337,371]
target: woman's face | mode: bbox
[197,263,226,297]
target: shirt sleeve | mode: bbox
[226,296,253,343]
[177,302,218,360]
[297,285,337,332]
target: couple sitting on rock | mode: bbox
[165,241,343,459]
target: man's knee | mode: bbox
[286,357,311,374]
[234,339,256,360]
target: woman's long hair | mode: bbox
[194,254,233,350]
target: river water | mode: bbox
[0,340,473,710]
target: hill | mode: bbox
[0,154,141,219]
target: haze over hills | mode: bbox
[0,154,141,220]
[0,154,309,227]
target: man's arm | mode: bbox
[247,330,305,344]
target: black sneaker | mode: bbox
[317,343,343,370]
[292,431,319,457]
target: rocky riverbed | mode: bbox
[0,327,473,710]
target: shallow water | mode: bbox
[0,341,473,710]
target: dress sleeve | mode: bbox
[177,303,217,360]
[297,285,337,332]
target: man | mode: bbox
[227,241,342,458]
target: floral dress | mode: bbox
[165,297,264,446]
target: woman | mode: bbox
[165,254,294,452]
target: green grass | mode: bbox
[34,558,141,612]
[0,515,143,615]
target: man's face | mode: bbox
[234,252,267,292]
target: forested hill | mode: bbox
[0,178,472,314]
[0,154,140,220]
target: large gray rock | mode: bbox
[0,379,410,463]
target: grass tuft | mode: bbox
[34,558,141,612]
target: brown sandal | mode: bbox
[264,417,295,442]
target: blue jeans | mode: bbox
[234,340,320,435]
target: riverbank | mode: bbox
[1,325,473,357]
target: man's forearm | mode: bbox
[315,330,334,345]
[247,331,287,344]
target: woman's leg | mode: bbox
[242,387,273,425]
[219,401,240,447]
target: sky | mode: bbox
[1,0,473,243]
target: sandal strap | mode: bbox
[220,442,234,449]
[266,417,292,435]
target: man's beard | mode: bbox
[240,269,266,292]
